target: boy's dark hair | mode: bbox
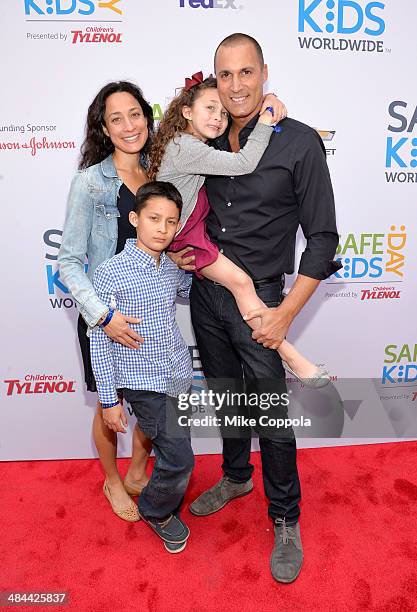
[214,33,264,69]
[134,181,183,216]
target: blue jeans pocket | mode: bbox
[122,389,160,440]
[136,419,158,441]
[263,300,281,308]
[255,280,284,307]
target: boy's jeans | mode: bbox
[122,389,195,521]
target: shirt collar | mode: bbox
[124,238,167,269]
[100,154,119,179]
[213,113,260,150]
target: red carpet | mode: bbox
[1,442,417,612]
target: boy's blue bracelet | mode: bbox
[101,400,120,409]
[99,308,114,328]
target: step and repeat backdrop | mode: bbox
[1,1,416,460]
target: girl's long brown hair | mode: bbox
[148,76,217,180]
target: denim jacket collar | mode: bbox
[100,154,119,179]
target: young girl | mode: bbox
[150,74,329,386]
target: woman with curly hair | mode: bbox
[150,74,329,386]
[58,82,153,521]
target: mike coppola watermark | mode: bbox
[166,387,305,439]
[157,377,417,440]
[178,389,311,433]
[177,412,311,430]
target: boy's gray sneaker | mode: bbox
[270,518,303,583]
[189,476,253,516]
[140,513,190,545]
[164,540,187,554]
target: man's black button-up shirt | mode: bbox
[205,115,341,281]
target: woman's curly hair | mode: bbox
[148,76,217,180]
[79,81,154,170]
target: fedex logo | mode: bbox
[179,0,238,8]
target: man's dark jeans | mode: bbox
[190,278,301,523]
[123,389,195,521]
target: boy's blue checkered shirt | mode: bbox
[90,239,193,406]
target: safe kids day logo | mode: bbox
[44,229,79,310]
[297,0,388,53]
[24,0,124,44]
[382,344,417,387]
[327,226,407,298]
[385,101,417,184]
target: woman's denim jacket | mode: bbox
[58,155,122,327]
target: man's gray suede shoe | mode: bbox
[270,518,303,583]
[189,476,253,516]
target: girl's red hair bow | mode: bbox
[184,71,204,91]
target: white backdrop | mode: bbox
[1,0,416,460]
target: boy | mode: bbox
[90,181,194,554]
